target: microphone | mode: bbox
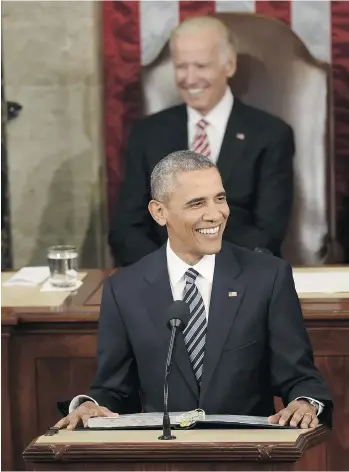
[158,300,190,440]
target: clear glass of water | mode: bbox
[47,245,78,288]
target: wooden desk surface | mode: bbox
[1,270,108,325]
[34,426,310,444]
[1,272,89,308]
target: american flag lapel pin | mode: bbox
[236,133,245,140]
[228,291,238,297]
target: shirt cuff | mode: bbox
[68,395,99,413]
[295,396,324,416]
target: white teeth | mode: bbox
[188,89,203,95]
[197,226,220,235]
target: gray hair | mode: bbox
[151,150,216,201]
[170,16,236,63]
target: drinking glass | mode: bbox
[47,245,78,288]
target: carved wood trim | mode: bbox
[23,427,328,464]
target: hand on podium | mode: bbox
[54,401,118,430]
[268,399,319,429]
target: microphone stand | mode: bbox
[158,321,181,440]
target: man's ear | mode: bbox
[225,51,237,78]
[148,200,167,227]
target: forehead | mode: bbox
[172,29,221,59]
[170,168,224,202]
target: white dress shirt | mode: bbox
[166,240,215,318]
[69,241,323,416]
[187,86,233,164]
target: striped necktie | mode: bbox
[182,268,207,385]
[191,119,211,159]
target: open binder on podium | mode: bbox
[87,409,296,430]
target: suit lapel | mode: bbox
[200,243,246,404]
[142,246,199,399]
[216,99,248,185]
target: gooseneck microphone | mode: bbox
[158,300,190,440]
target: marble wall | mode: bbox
[2,1,108,268]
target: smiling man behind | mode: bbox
[56,150,332,430]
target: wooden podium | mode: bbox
[23,426,328,471]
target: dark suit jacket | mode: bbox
[88,242,332,424]
[109,99,295,266]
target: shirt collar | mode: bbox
[187,86,234,129]
[166,240,216,287]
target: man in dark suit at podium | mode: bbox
[109,15,295,266]
[56,151,332,430]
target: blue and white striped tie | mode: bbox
[183,268,207,385]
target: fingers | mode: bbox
[310,415,319,429]
[53,404,120,430]
[81,412,94,428]
[269,399,319,429]
[300,412,319,429]
[277,407,294,426]
[290,408,309,427]
[66,415,81,430]
[54,417,70,429]
[80,406,101,427]
[268,400,319,428]
[299,412,312,429]
[99,406,119,417]
[267,413,281,424]
[80,406,118,427]
[54,412,80,430]
[269,401,298,426]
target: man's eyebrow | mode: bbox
[184,192,226,207]
[185,197,205,206]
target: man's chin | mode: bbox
[181,93,208,110]
[197,239,223,256]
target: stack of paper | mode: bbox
[3,267,49,286]
[293,270,349,294]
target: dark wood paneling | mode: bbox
[314,356,349,470]
[308,327,349,355]
[23,461,295,471]
[295,442,327,471]
[1,329,14,472]
[11,332,97,470]
[36,357,97,431]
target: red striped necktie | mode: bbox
[191,119,211,159]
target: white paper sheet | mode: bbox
[3,267,50,286]
[292,270,349,294]
[88,413,176,429]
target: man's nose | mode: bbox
[203,202,221,222]
[186,66,198,86]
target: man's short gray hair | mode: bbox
[151,150,216,202]
[170,16,236,63]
